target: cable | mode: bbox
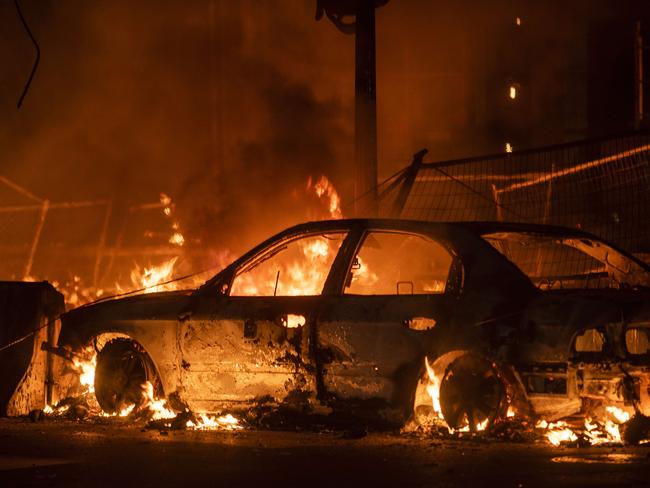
[431,165,523,220]
[345,166,409,211]
[0,317,53,353]
[14,0,40,108]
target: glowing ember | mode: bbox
[424,357,444,420]
[606,406,631,424]
[509,85,517,99]
[186,413,242,431]
[141,381,176,420]
[43,404,70,416]
[169,232,185,246]
[505,142,513,153]
[72,354,96,394]
[537,409,632,446]
[538,420,579,446]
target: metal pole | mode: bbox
[354,0,378,216]
[635,21,644,130]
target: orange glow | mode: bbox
[424,357,444,419]
[536,407,633,446]
[509,85,517,99]
[186,413,242,431]
[72,352,97,394]
[308,175,342,219]
[140,381,177,420]
[131,257,178,293]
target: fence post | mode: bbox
[391,149,427,218]
[23,200,49,279]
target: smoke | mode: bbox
[0,0,353,282]
[0,0,647,286]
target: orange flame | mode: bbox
[308,175,342,219]
[131,257,178,293]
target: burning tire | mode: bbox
[94,338,162,414]
[439,354,506,432]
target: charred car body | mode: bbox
[57,219,650,430]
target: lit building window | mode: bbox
[505,142,513,153]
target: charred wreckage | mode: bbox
[41,218,650,440]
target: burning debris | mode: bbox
[414,356,645,447]
[39,351,243,432]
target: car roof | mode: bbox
[277,218,604,240]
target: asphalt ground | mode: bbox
[0,418,649,487]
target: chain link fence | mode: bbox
[380,132,650,254]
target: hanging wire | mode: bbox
[14,0,41,108]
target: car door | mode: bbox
[179,230,348,413]
[316,228,462,408]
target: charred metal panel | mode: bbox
[0,281,64,416]
[317,295,437,406]
[178,295,316,411]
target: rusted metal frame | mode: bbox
[390,149,427,218]
[23,200,49,279]
[0,175,43,202]
[0,200,111,215]
[0,244,198,257]
[93,201,113,289]
[490,184,503,221]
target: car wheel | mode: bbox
[94,338,161,414]
[439,354,505,431]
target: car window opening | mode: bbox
[231,232,347,296]
[575,329,605,353]
[345,232,453,296]
[626,329,650,355]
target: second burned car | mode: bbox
[57,218,650,431]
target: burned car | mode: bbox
[57,219,650,431]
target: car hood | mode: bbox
[59,290,193,347]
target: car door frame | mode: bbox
[313,221,464,415]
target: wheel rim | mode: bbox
[95,339,153,414]
[439,355,504,431]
